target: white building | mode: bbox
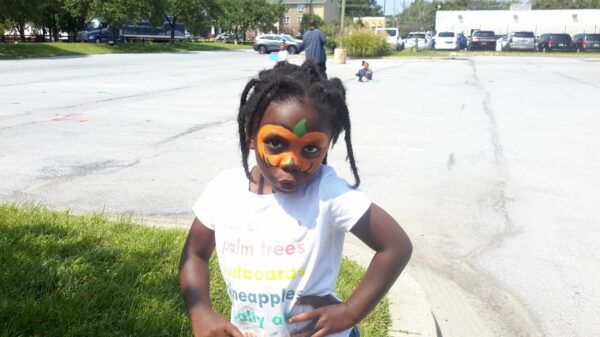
[435,9,600,36]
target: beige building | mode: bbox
[269,0,340,34]
[353,16,386,30]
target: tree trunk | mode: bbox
[53,23,59,42]
[111,27,119,44]
[166,16,177,44]
[18,22,26,42]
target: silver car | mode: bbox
[506,31,536,51]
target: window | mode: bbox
[284,16,290,24]
[297,16,302,23]
[298,4,305,12]
[513,32,534,38]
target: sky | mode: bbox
[375,0,416,15]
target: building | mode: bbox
[436,9,600,36]
[269,0,340,34]
[353,17,386,30]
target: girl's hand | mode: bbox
[288,295,357,337]
[191,309,244,337]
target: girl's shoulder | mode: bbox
[203,168,247,193]
[316,165,361,199]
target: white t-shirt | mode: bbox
[277,49,288,62]
[193,165,371,337]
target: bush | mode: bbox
[325,36,338,51]
[343,31,392,57]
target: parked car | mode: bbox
[375,27,404,51]
[572,33,600,52]
[405,32,431,49]
[505,31,536,51]
[468,30,496,51]
[253,34,304,54]
[215,33,239,41]
[537,33,573,52]
[282,34,303,44]
[433,31,458,50]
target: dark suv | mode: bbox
[469,30,496,51]
[572,33,600,52]
[537,34,573,52]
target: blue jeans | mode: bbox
[349,326,360,337]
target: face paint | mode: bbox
[256,119,329,174]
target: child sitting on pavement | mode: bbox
[277,41,288,62]
[355,61,373,82]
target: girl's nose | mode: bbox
[280,153,300,171]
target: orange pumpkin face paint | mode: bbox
[256,119,329,174]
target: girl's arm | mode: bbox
[289,203,412,337]
[179,218,244,337]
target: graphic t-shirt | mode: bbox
[193,165,371,337]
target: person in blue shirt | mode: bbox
[303,21,327,75]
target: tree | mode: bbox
[161,0,221,43]
[532,0,600,8]
[345,0,383,18]
[396,0,437,35]
[299,13,324,34]
[60,0,92,41]
[1,0,40,41]
[218,0,285,40]
[87,0,159,43]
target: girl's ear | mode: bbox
[248,137,256,150]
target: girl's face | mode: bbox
[249,99,332,194]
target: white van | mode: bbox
[405,31,432,49]
[375,28,404,51]
[433,31,458,50]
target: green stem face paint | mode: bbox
[292,119,307,137]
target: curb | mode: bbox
[344,235,438,337]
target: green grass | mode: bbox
[0,204,390,336]
[388,48,600,58]
[0,41,251,59]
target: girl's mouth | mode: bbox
[277,179,298,192]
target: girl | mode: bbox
[277,41,289,62]
[179,61,412,337]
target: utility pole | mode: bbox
[334,0,347,63]
[340,0,346,47]
[383,0,387,28]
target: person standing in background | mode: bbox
[303,21,327,74]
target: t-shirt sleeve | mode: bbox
[192,173,225,231]
[322,169,372,232]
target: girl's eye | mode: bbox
[303,145,319,154]
[267,140,283,149]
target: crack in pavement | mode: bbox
[40,159,141,181]
[465,58,519,259]
[153,119,234,146]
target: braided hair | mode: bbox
[238,60,360,188]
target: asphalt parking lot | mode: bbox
[1,50,599,337]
